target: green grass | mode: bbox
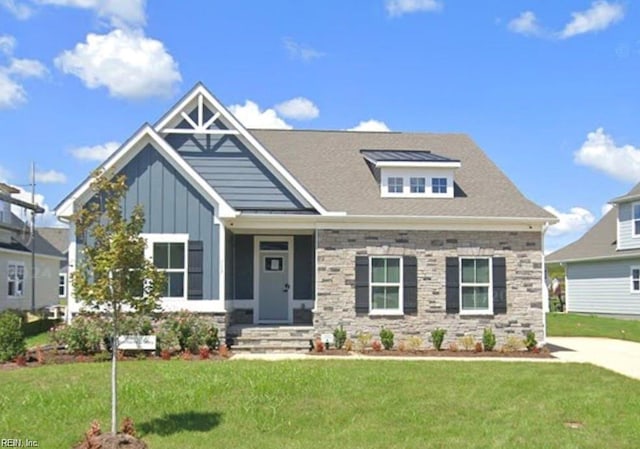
[24,331,51,349]
[547,313,640,342]
[1,360,640,448]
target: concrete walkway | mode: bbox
[546,337,640,380]
[230,352,560,363]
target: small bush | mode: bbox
[218,344,230,358]
[160,349,171,360]
[482,328,497,352]
[199,346,211,359]
[343,338,354,352]
[158,311,219,353]
[459,335,475,351]
[379,327,394,350]
[475,342,483,353]
[50,316,104,355]
[502,335,526,352]
[0,311,26,362]
[371,340,382,352]
[314,339,324,353]
[406,336,423,351]
[447,342,458,352]
[93,351,111,363]
[355,331,372,352]
[431,328,446,351]
[397,340,407,352]
[524,331,538,351]
[333,325,347,350]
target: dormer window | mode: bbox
[388,177,403,194]
[361,149,461,199]
[634,203,640,237]
[410,177,426,193]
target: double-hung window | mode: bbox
[432,177,447,194]
[460,258,492,313]
[8,262,25,298]
[410,177,426,193]
[144,235,189,299]
[58,273,66,298]
[631,267,640,292]
[370,257,402,312]
[633,204,640,237]
[387,177,403,194]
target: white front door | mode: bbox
[256,238,292,323]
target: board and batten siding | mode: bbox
[617,203,640,250]
[117,143,220,300]
[566,259,640,315]
[164,108,312,211]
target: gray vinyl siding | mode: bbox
[164,108,312,211]
[116,143,220,300]
[294,235,315,299]
[617,203,640,250]
[233,234,254,300]
[566,259,640,315]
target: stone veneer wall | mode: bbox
[314,229,544,346]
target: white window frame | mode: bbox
[631,266,640,293]
[369,256,403,315]
[387,177,404,194]
[432,177,448,194]
[58,273,67,298]
[7,261,25,299]
[633,203,640,238]
[409,177,426,193]
[459,257,493,315]
[142,233,189,300]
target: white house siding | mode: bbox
[0,251,60,311]
[566,259,640,315]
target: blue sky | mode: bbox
[1,0,639,253]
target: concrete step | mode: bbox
[227,325,314,353]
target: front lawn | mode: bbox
[1,360,640,448]
[547,313,640,342]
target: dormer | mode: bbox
[609,187,640,251]
[361,150,461,198]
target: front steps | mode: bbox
[227,325,314,353]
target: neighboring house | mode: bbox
[0,183,64,311]
[55,84,556,343]
[547,184,640,316]
[38,227,70,303]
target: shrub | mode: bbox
[459,335,475,351]
[0,311,26,362]
[447,342,458,352]
[160,349,171,360]
[475,342,483,353]
[158,311,219,353]
[156,326,180,354]
[379,327,394,350]
[524,331,538,351]
[343,338,354,352]
[355,331,372,352]
[430,328,446,351]
[218,343,230,358]
[333,325,347,350]
[94,351,111,363]
[502,335,525,352]
[199,346,211,359]
[482,328,497,352]
[371,340,382,352]
[314,339,324,353]
[50,316,104,355]
[397,340,407,352]
[406,336,423,351]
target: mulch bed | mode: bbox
[309,349,554,358]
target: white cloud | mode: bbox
[0,0,33,19]
[347,119,391,132]
[0,164,11,182]
[508,11,544,37]
[70,141,120,161]
[386,0,442,17]
[0,72,26,108]
[574,128,640,182]
[560,1,624,39]
[228,100,292,130]
[601,203,613,216]
[55,28,181,99]
[283,38,325,62]
[35,169,67,184]
[274,97,319,121]
[9,186,61,227]
[37,0,146,28]
[6,58,48,78]
[0,35,16,55]
[544,205,595,237]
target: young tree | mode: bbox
[72,170,165,434]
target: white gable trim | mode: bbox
[154,84,330,215]
[55,124,236,218]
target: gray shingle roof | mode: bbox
[545,208,640,262]
[5,214,65,259]
[251,130,554,219]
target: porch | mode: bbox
[224,230,316,326]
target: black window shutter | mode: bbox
[403,256,417,314]
[187,240,204,300]
[355,256,369,314]
[445,257,459,314]
[493,257,507,314]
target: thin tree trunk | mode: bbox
[111,300,118,434]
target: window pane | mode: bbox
[635,205,640,219]
[169,243,185,269]
[388,177,403,193]
[372,286,399,310]
[461,287,475,309]
[371,258,386,283]
[635,221,640,235]
[410,177,425,193]
[260,241,288,251]
[387,258,400,283]
[475,287,489,308]
[154,243,169,269]
[634,280,640,291]
[372,286,386,309]
[385,287,399,309]
[461,259,475,283]
[17,265,24,280]
[476,259,490,283]
[633,269,640,280]
[8,264,15,280]
[167,272,184,297]
[461,287,489,311]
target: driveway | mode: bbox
[547,337,640,380]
